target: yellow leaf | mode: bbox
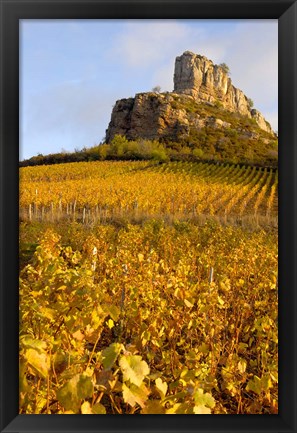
[81,399,106,414]
[238,360,247,374]
[166,403,181,414]
[57,373,94,412]
[31,290,42,298]
[122,382,149,408]
[142,400,165,414]
[25,348,50,379]
[193,404,211,414]
[40,307,56,320]
[138,253,144,262]
[81,401,93,414]
[217,296,225,306]
[119,354,150,386]
[107,319,114,329]
[184,299,194,308]
[155,377,168,398]
[165,402,192,414]
[102,343,123,370]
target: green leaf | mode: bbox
[21,336,47,353]
[163,391,187,403]
[261,374,273,391]
[101,343,123,370]
[25,348,50,379]
[104,304,121,322]
[198,343,209,354]
[180,368,195,382]
[246,376,262,395]
[92,403,107,414]
[80,401,106,414]
[194,388,215,409]
[57,373,94,412]
[119,354,150,386]
[122,382,149,408]
[155,378,168,398]
[246,374,273,395]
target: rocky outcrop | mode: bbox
[250,109,271,132]
[174,51,272,134]
[106,51,275,143]
[107,93,186,142]
[174,51,250,116]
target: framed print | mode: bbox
[0,0,296,432]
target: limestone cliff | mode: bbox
[106,51,274,143]
[174,51,271,132]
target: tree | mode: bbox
[219,63,230,75]
[247,98,254,108]
[152,85,161,93]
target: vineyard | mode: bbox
[20,161,278,227]
[19,160,278,414]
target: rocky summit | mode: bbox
[105,51,275,144]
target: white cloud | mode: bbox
[109,20,277,129]
[109,21,192,69]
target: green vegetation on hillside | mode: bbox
[20,134,277,169]
[167,97,277,166]
[20,97,277,168]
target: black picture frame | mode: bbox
[0,0,296,432]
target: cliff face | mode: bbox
[106,92,233,143]
[106,51,274,143]
[174,51,249,116]
[174,51,271,132]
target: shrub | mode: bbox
[193,148,204,159]
[219,62,230,75]
[152,85,161,93]
[98,144,109,160]
[247,98,254,108]
[110,135,129,157]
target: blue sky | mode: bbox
[20,19,278,160]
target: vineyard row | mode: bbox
[20,161,278,226]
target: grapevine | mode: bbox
[19,160,278,414]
